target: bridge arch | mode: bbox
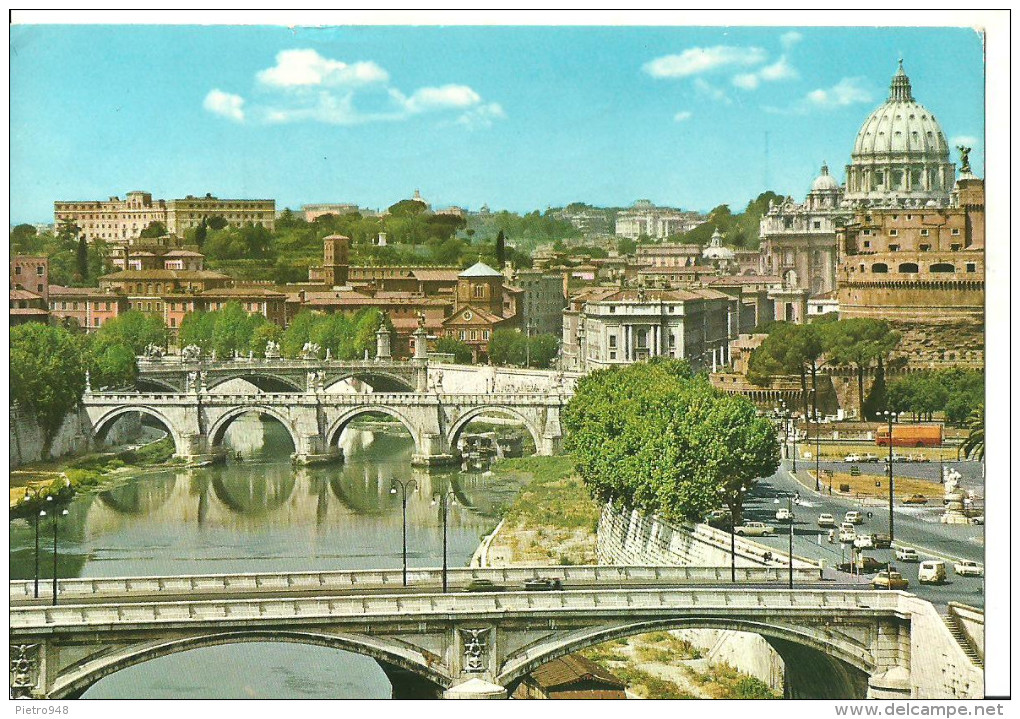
[325,406,422,454]
[134,377,181,393]
[205,373,304,393]
[446,406,543,455]
[206,406,302,454]
[497,616,875,699]
[323,371,416,393]
[90,406,187,457]
[51,630,451,699]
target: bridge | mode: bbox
[7,565,982,700]
[83,389,568,466]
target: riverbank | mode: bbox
[477,455,781,700]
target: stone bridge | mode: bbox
[8,566,982,700]
[82,389,568,466]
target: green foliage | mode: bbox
[194,218,207,249]
[677,191,783,249]
[527,333,560,368]
[489,329,527,366]
[206,215,228,231]
[11,226,110,288]
[76,236,89,281]
[249,322,283,357]
[617,236,637,255]
[886,368,983,424]
[139,221,167,238]
[435,336,474,364]
[731,676,780,699]
[10,324,87,451]
[961,404,984,461]
[279,308,382,360]
[178,310,217,351]
[203,223,273,260]
[387,198,429,218]
[85,340,137,389]
[93,310,168,354]
[563,360,779,524]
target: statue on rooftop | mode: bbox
[957,145,972,175]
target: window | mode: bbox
[898,263,919,274]
[483,330,489,340]
[930,263,955,273]
[812,221,821,229]
[920,229,929,237]
[38,285,44,294]
[470,330,477,341]
[862,229,872,236]
[608,306,615,313]
[950,244,962,252]
[872,263,889,274]
[170,317,176,328]
[35,266,43,276]
[608,335,617,348]
[473,284,484,299]
[888,244,899,252]
[863,241,871,249]
[891,215,899,221]
[919,244,931,252]
[966,263,976,273]
[951,228,961,236]
[888,229,898,236]
[609,351,617,360]
[460,330,466,341]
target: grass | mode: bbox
[810,470,949,501]
[496,455,600,532]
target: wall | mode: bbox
[435,365,581,394]
[9,405,141,469]
[948,602,984,662]
[675,628,785,692]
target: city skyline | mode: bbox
[11,23,984,225]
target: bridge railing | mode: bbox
[83,392,567,405]
[10,565,826,603]
[10,587,906,631]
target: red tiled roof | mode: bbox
[528,655,626,691]
[9,308,50,316]
[48,285,111,298]
[200,287,287,298]
[411,269,461,282]
[9,289,42,301]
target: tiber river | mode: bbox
[9,415,528,699]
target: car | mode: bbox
[872,533,892,549]
[733,521,775,537]
[838,527,857,543]
[871,570,909,590]
[861,453,880,463]
[704,509,733,530]
[775,507,793,522]
[464,579,505,592]
[902,494,929,505]
[953,560,984,577]
[843,453,861,463]
[896,547,920,562]
[883,453,907,463]
[817,513,836,528]
[853,534,875,549]
[918,560,948,584]
[845,510,865,525]
[970,515,984,526]
[838,556,888,574]
[523,578,562,591]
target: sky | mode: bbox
[9,21,986,223]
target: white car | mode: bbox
[734,521,775,537]
[817,513,836,527]
[845,510,865,525]
[776,507,793,521]
[853,534,874,549]
[838,527,857,543]
[953,560,984,577]
[844,453,861,463]
[896,547,920,562]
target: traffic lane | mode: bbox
[810,459,984,488]
[752,470,984,563]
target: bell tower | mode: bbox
[323,234,350,287]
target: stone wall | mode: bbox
[676,628,785,692]
[9,405,141,469]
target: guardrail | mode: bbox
[10,565,826,603]
[84,393,567,405]
[9,587,903,631]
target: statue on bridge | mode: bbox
[300,342,322,360]
[325,348,332,362]
[142,343,165,361]
[264,340,281,360]
[181,345,202,363]
[186,371,199,393]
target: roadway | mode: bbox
[742,459,985,609]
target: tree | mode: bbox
[436,337,473,364]
[206,216,228,231]
[194,218,207,249]
[495,230,506,268]
[489,329,527,366]
[86,340,137,389]
[139,221,167,238]
[527,333,560,368]
[179,310,217,351]
[825,318,901,415]
[282,310,318,358]
[249,322,283,357]
[617,236,637,255]
[94,310,168,354]
[961,404,984,461]
[10,324,87,452]
[211,301,256,358]
[76,235,89,281]
[387,198,429,218]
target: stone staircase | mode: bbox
[943,612,983,668]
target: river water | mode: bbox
[9,416,526,699]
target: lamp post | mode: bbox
[814,410,822,493]
[525,319,534,368]
[773,494,795,589]
[720,483,752,584]
[33,493,53,599]
[881,410,900,542]
[51,507,69,605]
[790,413,798,473]
[773,401,789,462]
[390,479,418,586]
[431,491,457,593]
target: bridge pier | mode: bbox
[377,661,443,699]
[442,678,508,699]
[292,448,344,466]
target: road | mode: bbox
[741,460,985,609]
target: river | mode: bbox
[8,415,526,699]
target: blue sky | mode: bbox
[10,24,985,223]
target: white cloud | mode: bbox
[805,77,872,108]
[780,31,803,50]
[673,110,693,122]
[405,84,481,113]
[256,49,388,88]
[694,78,732,105]
[951,135,980,147]
[732,55,797,91]
[644,45,767,78]
[455,102,506,129]
[732,73,759,90]
[203,89,245,122]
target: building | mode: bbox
[441,262,520,362]
[48,285,126,331]
[9,289,49,326]
[302,203,361,222]
[808,291,840,318]
[562,286,738,373]
[166,194,276,236]
[511,654,627,700]
[10,256,49,301]
[321,234,351,288]
[701,228,738,273]
[634,243,702,268]
[54,191,167,243]
[513,268,567,337]
[615,200,703,240]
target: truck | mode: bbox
[875,424,943,448]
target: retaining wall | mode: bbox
[10,405,141,469]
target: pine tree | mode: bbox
[76,234,88,281]
[495,230,506,268]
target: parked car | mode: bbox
[902,494,929,505]
[970,515,984,525]
[837,556,888,574]
[734,521,775,537]
[817,513,836,528]
[953,560,984,577]
[861,453,880,463]
[843,453,861,463]
[775,507,793,522]
[523,578,562,591]
[872,533,892,549]
[464,579,505,592]
[918,560,948,585]
[853,534,875,549]
[896,547,920,562]
[704,509,733,530]
[845,510,865,525]
[883,453,907,463]
[871,570,909,590]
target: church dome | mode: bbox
[844,61,955,207]
[811,163,840,192]
[702,228,735,261]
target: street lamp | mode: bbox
[431,491,458,592]
[51,507,69,605]
[790,412,799,473]
[881,410,901,543]
[773,494,795,589]
[814,410,822,493]
[34,494,54,599]
[774,401,796,471]
[390,479,419,586]
[719,483,753,584]
[525,319,535,368]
